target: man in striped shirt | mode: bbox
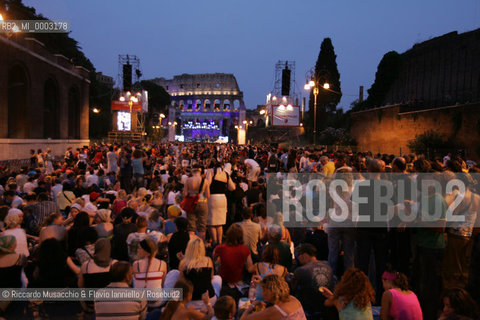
[95,261,147,320]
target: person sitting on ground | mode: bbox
[290,243,333,318]
[67,211,90,256]
[94,261,147,320]
[93,209,114,239]
[78,238,116,314]
[30,238,80,288]
[249,245,287,302]
[380,267,422,320]
[56,182,76,215]
[132,237,167,308]
[180,237,221,309]
[112,189,127,218]
[214,224,254,301]
[237,207,262,262]
[168,217,190,270]
[0,235,28,314]
[2,209,29,257]
[159,279,213,320]
[164,205,182,236]
[147,209,163,232]
[126,216,166,262]
[74,227,98,265]
[39,212,67,246]
[262,224,292,271]
[240,274,307,320]
[321,268,375,320]
[213,296,236,320]
[111,207,137,261]
[439,288,480,320]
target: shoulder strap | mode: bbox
[63,191,73,203]
[83,246,94,259]
[158,260,163,272]
[198,178,205,193]
[274,305,287,317]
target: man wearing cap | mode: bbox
[85,192,101,213]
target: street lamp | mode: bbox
[305,79,332,146]
[92,107,100,114]
[305,81,319,146]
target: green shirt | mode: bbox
[339,300,373,320]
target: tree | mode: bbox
[407,130,456,159]
[307,38,342,142]
[352,51,402,112]
[136,81,171,138]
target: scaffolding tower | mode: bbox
[117,54,142,91]
[273,60,297,99]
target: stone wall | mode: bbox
[0,139,90,161]
[350,103,480,158]
[384,29,480,108]
[0,36,90,140]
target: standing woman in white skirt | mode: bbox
[45,148,54,174]
[207,161,235,246]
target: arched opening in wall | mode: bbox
[179,100,185,111]
[195,99,202,111]
[187,99,193,111]
[204,99,211,110]
[223,99,230,110]
[257,118,264,127]
[7,65,28,138]
[233,100,240,111]
[214,99,221,111]
[43,78,60,139]
[68,86,81,139]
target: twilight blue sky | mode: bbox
[23,0,480,110]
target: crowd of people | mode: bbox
[0,143,479,320]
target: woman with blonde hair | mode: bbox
[136,187,149,202]
[241,275,306,320]
[112,189,127,217]
[151,191,163,210]
[132,237,167,307]
[179,237,221,309]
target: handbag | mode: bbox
[180,177,204,213]
[180,194,200,213]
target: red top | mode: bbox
[112,200,127,217]
[214,244,250,285]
